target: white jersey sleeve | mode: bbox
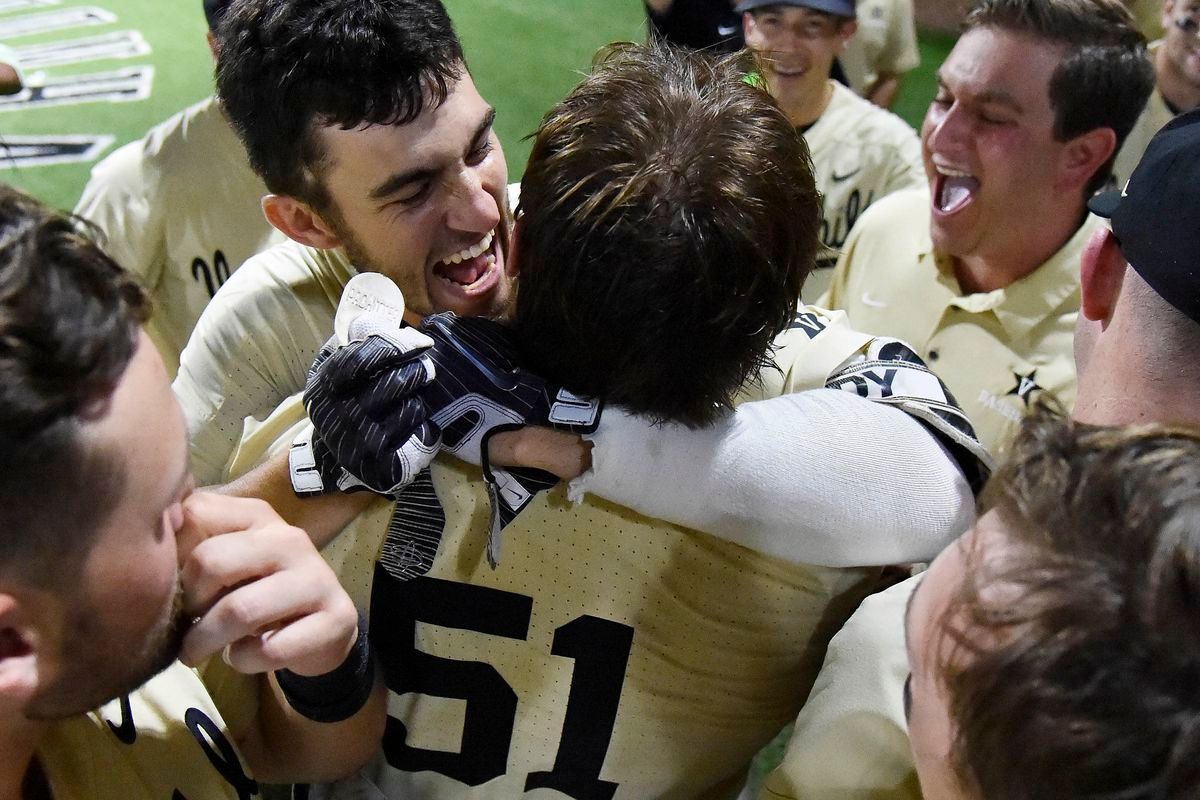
[570,310,990,566]
[572,388,973,566]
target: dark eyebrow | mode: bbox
[930,74,1022,114]
[368,107,498,203]
[975,90,1023,114]
[369,165,439,203]
[472,107,497,149]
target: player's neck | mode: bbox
[1074,330,1200,428]
[0,716,46,800]
[950,208,1084,294]
[1156,49,1200,114]
[776,78,833,129]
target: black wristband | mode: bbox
[275,612,374,723]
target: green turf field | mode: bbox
[2,0,954,212]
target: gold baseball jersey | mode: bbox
[839,0,920,97]
[219,300,983,800]
[36,661,260,800]
[173,241,355,486]
[821,188,1098,456]
[75,95,284,377]
[1112,44,1174,190]
[759,576,919,800]
[803,82,925,303]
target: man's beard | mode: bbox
[24,580,191,720]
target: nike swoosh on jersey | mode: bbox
[831,167,863,183]
[425,315,522,391]
[860,292,888,308]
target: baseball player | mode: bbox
[0,186,384,800]
[256,42,986,798]
[738,0,924,301]
[820,0,1153,456]
[1111,0,1200,186]
[73,0,284,377]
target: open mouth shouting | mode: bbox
[932,162,980,216]
[428,229,504,314]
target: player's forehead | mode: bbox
[313,73,494,194]
[939,27,1062,113]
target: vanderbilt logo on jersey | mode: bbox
[1007,370,1042,407]
[820,188,875,252]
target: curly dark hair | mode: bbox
[943,405,1200,799]
[513,41,819,426]
[215,0,464,211]
[963,0,1154,195]
[0,186,149,579]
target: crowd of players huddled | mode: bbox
[2,0,1200,798]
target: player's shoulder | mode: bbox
[229,239,351,296]
[822,83,918,144]
[848,186,929,240]
[79,137,146,198]
[140,96,223,157]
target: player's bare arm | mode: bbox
[212,452,372,549]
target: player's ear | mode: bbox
[262,195,343,250]
[1057,127,1117,195]
[742,11,756,41]
[837,18,858,48]
[1079,227,1125,323]
[0,592,45,708]
[507,218,523,278]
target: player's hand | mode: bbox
[417,313,602,546]
[177,492,360,677]
[298,323,440,497]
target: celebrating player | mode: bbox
[286,39,989,799]
[0,186,384,799]
[738,0,925,300]
[821,0,1153,455]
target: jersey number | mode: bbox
[192,250,232,299]
[372,568,634,800]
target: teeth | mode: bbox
[440,230,494,266]
[935,164,974,178]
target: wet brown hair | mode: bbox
[944,405,1200,799]
[514,41,819,425]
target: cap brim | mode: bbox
[1087,189,1122,219]
[735,0,854,15]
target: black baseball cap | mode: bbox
[1088,109,1200,325]
[203,0,234,31]
[734,0,857,18]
